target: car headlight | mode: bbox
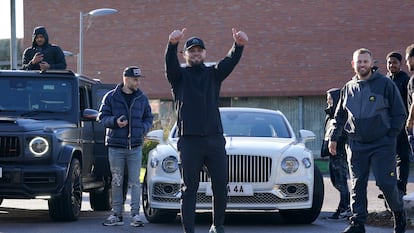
[281,156,299,174]
[162,156,178,173]
[29,137,49,157]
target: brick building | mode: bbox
[23,1,414,155]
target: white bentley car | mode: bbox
[142,107,324,224]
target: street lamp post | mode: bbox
[78,8,117,75]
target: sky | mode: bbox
[0,0,24,39]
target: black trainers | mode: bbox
[393,211,406,233]
[342,221,365,233]
[327,209,341,220]
[339,207,352,219]
[328,207,351,220]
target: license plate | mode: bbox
[206,183,253,196]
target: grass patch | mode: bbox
[314,159,329,174]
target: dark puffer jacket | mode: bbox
[98,83,153,149]
[22,26,67,70]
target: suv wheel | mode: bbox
[142,173,178,223]
[90,177,112,211]
[48,158,82,221]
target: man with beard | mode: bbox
[385,51,411,196]
[165,28,248,233]
[99,66,153,227]
[329,48,407,233]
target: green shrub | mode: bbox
[142,140,159,166]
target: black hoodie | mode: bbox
[22,26,67,70]
[322,88,347,157]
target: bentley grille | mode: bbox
[200,154,272,183]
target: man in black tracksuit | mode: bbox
[329,48,406,233]
[386,51,411,195]
[165,28,248,233]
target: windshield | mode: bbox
[221,111,291,138]
[0,78,73,113]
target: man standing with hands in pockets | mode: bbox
[165,28,248,233]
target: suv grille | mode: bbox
[0,136,20,157]
[200,155,272,183]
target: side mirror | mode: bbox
[82,109,99,121]
[299,129,316,144]
[145,129,165,144]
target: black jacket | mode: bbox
[386,70,410,111]
[165,42,243,136]
[331,71,406,143]
[322,88,347,156]
[22,26,67,70]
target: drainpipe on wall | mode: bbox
[298,96,303,130]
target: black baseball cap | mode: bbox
[123,66,144,78]
[184,37,205,51]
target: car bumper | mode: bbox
[148,181,312,210]
[0,164,66,199]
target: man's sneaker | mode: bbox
[130,214,144,227]
[342,221,365,233]
[209,225,225,233]
[103,214,124,226]
[328,208,351,220]
[339,208,352,219]
[393,211,406,233]
[327,209,341,220]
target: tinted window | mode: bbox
[0,78,73,112]
[221,111,291,138]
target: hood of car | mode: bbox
[0,117,76,132]
[224,136,295,156]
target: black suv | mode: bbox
[0,70,115,221]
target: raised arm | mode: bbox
[165,28,187,84]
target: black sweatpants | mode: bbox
[347,135,404,224]
[177,135,228,233]
[396,129,411,194]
